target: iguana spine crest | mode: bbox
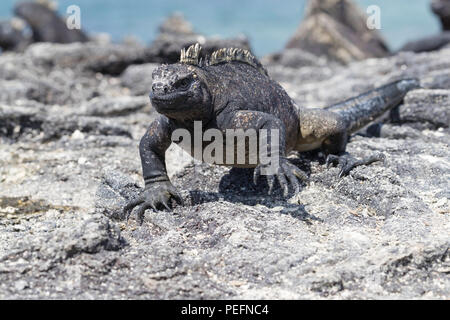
[179,43,268,76]
[180,43,201,65]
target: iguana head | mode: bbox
[150,43,267,121]
[150,62,211,121]
[150,43,211,121]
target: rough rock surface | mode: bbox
[0,42,449,299]
[120,63,159,96]
[285,0,389,64]
[24,42,152,76]
[262,48,332,69]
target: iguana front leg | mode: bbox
[218,110,307,197]
[123,115,182,224]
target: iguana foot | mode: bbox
[326,152,385,178]
[122,181,183,225]
[253,157,308,197]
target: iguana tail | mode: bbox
[325,79,420,133]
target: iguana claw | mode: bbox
[326,152,386,178]
[254,158,308,197]
[122,181,183,224]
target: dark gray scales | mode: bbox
[123,43,420,223]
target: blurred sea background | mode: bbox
[0,0,441,56]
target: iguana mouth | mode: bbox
[150,91,186,103]
[150,91,192,114]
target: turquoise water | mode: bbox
[0,0,441,55]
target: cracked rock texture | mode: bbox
[0,42,449,299]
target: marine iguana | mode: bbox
[123,43,419,223]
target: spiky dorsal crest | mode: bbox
[209,47,268,76]
[179,43,268,76]
[180,43,202,66]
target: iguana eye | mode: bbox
[176,77,191,89]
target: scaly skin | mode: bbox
[123,44,420,223]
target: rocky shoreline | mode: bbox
[0,2,449,300]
